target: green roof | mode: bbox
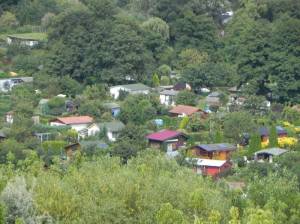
[255,148,288,156]
[103,102,120,109]
[116,83,151,91]
[98,121,125,132]
[7,33,47,41]
[80,140,108,149]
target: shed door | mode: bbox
[167,143,173,152]
[196,167,202,174]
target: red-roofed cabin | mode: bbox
[50,116,93,132]
[191,158,232,177]
[146,130,187,152]
[169,105,206,118]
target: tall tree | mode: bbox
[177,48,208,70]
[15,0,59,25]
[142,17,170,41]
[173,11,218,51]
[235,20,271,95]
[152,73,160,87]
[175,90,197,106]
[45,8,151,84]
[182,62,237,91]
[268,125,278,147]
[223,111,256,143]
[82,0,117,19]
[268,16,300,103]
[0,11,18,30]
[249,133,262,153]
[0,0,21,11]
[119,95,157,125]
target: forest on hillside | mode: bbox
[0,0,299,103]
[0,0,300,224]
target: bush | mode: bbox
[118,89,129,101]
[283,107,300,125]
[187,131,210,145]
[160,76,170,85]
[175,90,197,106]
[6,44,29,59]
[0,12,18,32]
[158,64,171,77]
[47,97,65,109]
[179,116,189,129]
[159,115,180,130]
[42,140,66,155]
[32,152,231,223]
[47,97,65,115]
[13,52,43,75]
[1,177,39,223]
[0,72,9,79]
[119,95,157,125]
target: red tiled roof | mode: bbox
[54,116,93,125]
[169,105,200,116]
[146,130,183,142]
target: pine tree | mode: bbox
[269,125,278,147]
[214,130,223,143]
[179,116,189,129]
[0,204,4,224]
[249,133,261,153]
[152,73,160,87]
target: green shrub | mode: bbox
[47,97,65,115]
[187,131,210,145]
[42,140,66,155]
[0,72,9,79]
[179,116,189,129]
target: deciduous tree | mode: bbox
[175,90,197,106]
[142,17,170,41]
[223,112,256,143]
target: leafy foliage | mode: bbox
[31,151,231,223]
[1,1,300,223]
[268,125,278,147]
[223,112,256,142]
[175,90,197,106]
[142,17,170,41]
[119,95,157,125]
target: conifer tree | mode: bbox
[0,204,4,224]
[214,130,224,143]
[269,125,278,147]
[152,73,160,87]
[249,133,261,153]
[179,116,189,129]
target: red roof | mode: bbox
[146,130,184,142]
[54,116,93,125]
[169,105,200,116]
